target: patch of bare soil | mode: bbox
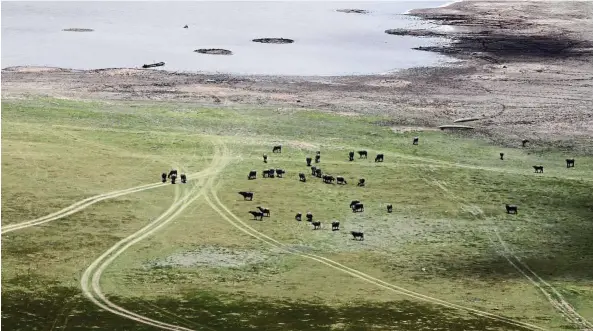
[145,246,267,269]
[2,1,592,154]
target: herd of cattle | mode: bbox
[157,138,578,240]
[237,144,410,241]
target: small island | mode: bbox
[252,38,294,44]
[194,49,233,55]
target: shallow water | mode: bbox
[1,1,451,76]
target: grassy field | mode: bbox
[2,97,593,331]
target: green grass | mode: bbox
[2,97,593,331]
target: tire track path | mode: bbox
[80,139,231,331]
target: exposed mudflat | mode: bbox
[195,48,233,55]
[252,38,294,44]
[62,28,94,32]
[336,9,369,14]
[3,1,593,154]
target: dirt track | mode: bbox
[2,1,593,153]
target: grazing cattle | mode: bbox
[357,178,366,187]
[275,169,285,178]
[263,154,268,163]
[331,221,340,231]
[566,158,575,168]
[171,174,177,184]
[375,154,384,162]
[349,151,355,161]
[168,169,178,179]
[533,165,544,173]
[316,151,321,156]
[306,157,312,166]
[336,176,347,185]
[322,174,335,184]
[248,170,257,180]
[312,221,321,230]
[315,168,322,178]
[249,211,264,220]
[180,174,187,183]
[257,206,270,217]
[352,203,364,213]
[238,191,254,200]
[315,155,320,163]
[273,145,282,153]
[413,137,419,145]
[295,213,302,221]
[522,139,529,147]
[183,25,189,29]
[387,204,393,213]
[263,169,273,178]
[505,204,518,214]
[358,150,368,159]
[306,212,313,222]
[161,173,167,183]
[350,200,361,209]
[299,173,306,182]
[500,153,504,160]
[311,166,317,176]
[351,231,364,241]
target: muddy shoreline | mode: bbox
[2,1,593,153]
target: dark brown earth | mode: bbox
[3,1,593,154]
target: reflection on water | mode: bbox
[1,1,451,76]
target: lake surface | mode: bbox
[1,1,451,76]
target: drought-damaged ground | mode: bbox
[2,97,593,330]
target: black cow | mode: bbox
[522,139,529,147]
[238,191,254,200]
[413,137,419,145]
[358,150,367,159]
[168,169,178,178]
[306,212,313,222]
[275,169,285,178]
[263,154,268,163]
[336,176,347,185]
[306,157,312,166]
[249,211,264,220]
[352,203,364,213]
[350,200,360,209]
[257,206,270,217]
[295,213,302,221]
[357,178,366,187]
[500,153,505,160]
[375,154,384,162]
[533,165,544,173]
[315,155,320,163]
[316,151,321,156]
[349,151,355,162]
[180,174,187,184]
[311,166,317,176]
[273,145,282,153]
[331,221,340,231]
[170,174,177,184]
[566,158,575,168]
[351,231,364,241]
[322,174,335,184]
[183,25,189,29]
[505,204,518,214]
[248,170,257,180]
[315,168,322,178]
[299,173,306,182]
[161,173,167,183]
[312,221,321,230]
[387,204,393,213]
[263,169,275,178]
